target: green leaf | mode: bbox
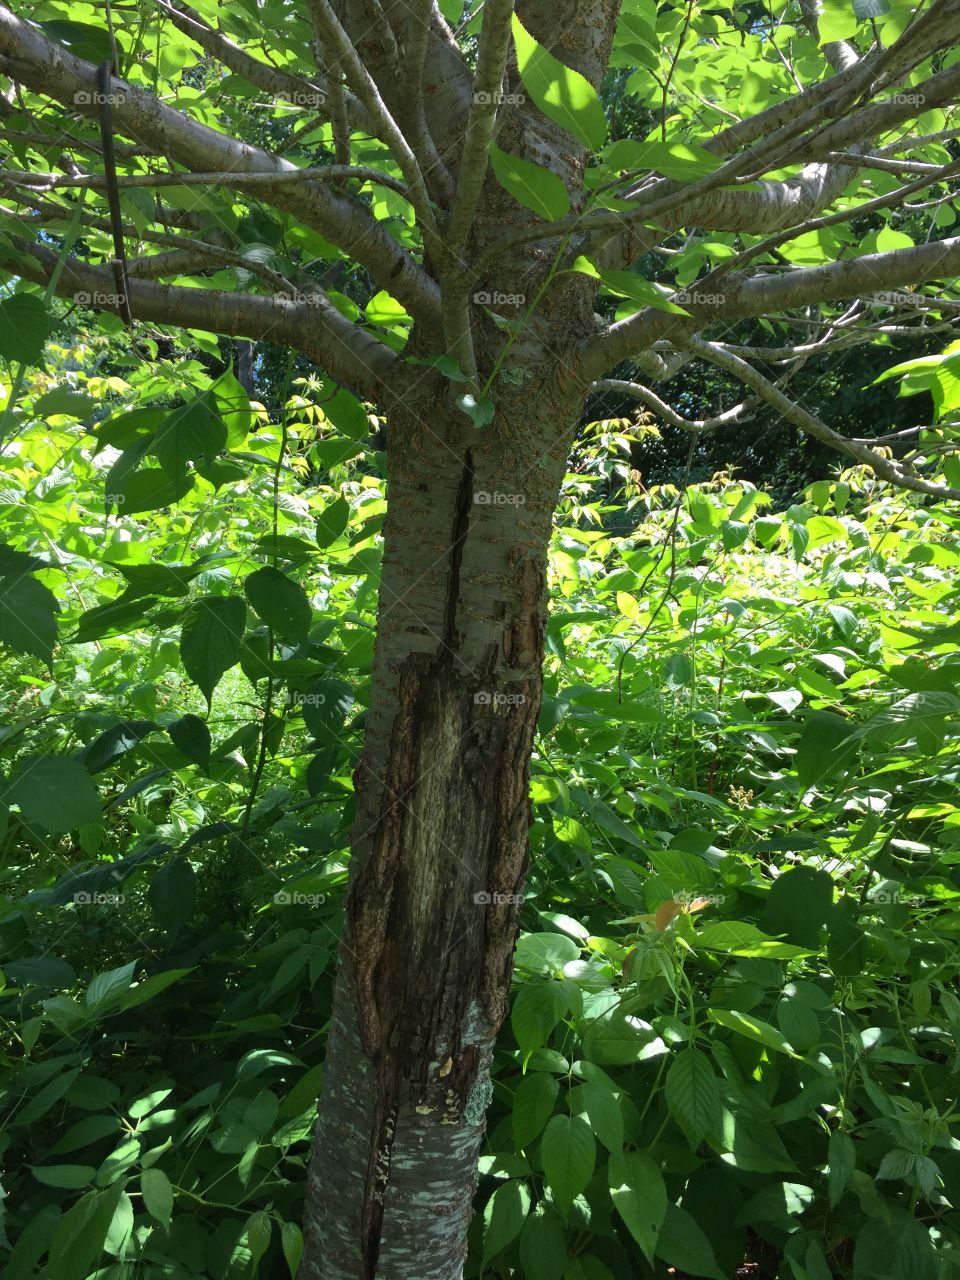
[0,572,59,664]
[245,565,312,640]
[4,1204,61,1280]
[581,1008,666,1065]
[85,961,136,1009]
[489,144,570,221]
[245,1210,272,1264]
[30,1164,96,1189]
[656,1204,726,1280]
[34,386,95,419]
[281,1220,304,1277]
[236,1048,303,1082]
[828,1130,856,1207]
[48,1185,125,1280]
[708,1008,801,1057]
[605,137,721,181]
[572,1081,623,1153]
[597,269,690,314]
[315,496,351,547]
[74,593,158,643]
[168,714,212,769]
[9,756,100,833]
[140,1167,173,1231]
[665,1049,721,1146]
[456,392,496,428]
[79,720,156,773]
[37,19,115,63]
[149,858,197,934]
[297,676,355,739]
[609,1150,667,1266]
[511,15,607,150]
[540,1113,595,1210]
[111,466,195,514]
[519,1209,568,1280]
[762,867,834,948]
[697,920,812,959]
[513,1072,559,1148]
[151,395,228,480]
[483,1180,530,1265]
[211,365,255,446]
[512,979,573,1058]
[0,294,56,365]
[180,595,246,704]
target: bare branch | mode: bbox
[1,164,411,198]
[303,0,439,237]
[446,0,515,254]
[593,378,755,434]
[678,334,960,500]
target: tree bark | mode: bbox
[301,366,581,1279]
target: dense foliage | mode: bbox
[1,352,958,1279]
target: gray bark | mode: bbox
[300,360,585,1279]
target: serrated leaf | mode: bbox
[180,595,246,704]
[245,565,312,640]
[512,1072,559,1148]
[512,15,607,150]
[489,144,570,221]
[483,1179,530,1264]
[828,1130,856,1207]
[168,714,212,769]
[609,1150,666,1266]
[9,756,100,833]
[665,1049,720,1146]
[0,572,59,664]
[0,294,56,365]
[540,1113,595,1210]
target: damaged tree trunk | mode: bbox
[301,363,585,1278]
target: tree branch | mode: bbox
[677,334,960,500]
[446,0,515,255]
[0,4,441,327]
[2,237,397,399]
[579,235,960,382]
[302,0,439,237]
[154,0,375,136]
[592,378,755,434]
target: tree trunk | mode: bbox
[300,367,581,1278]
